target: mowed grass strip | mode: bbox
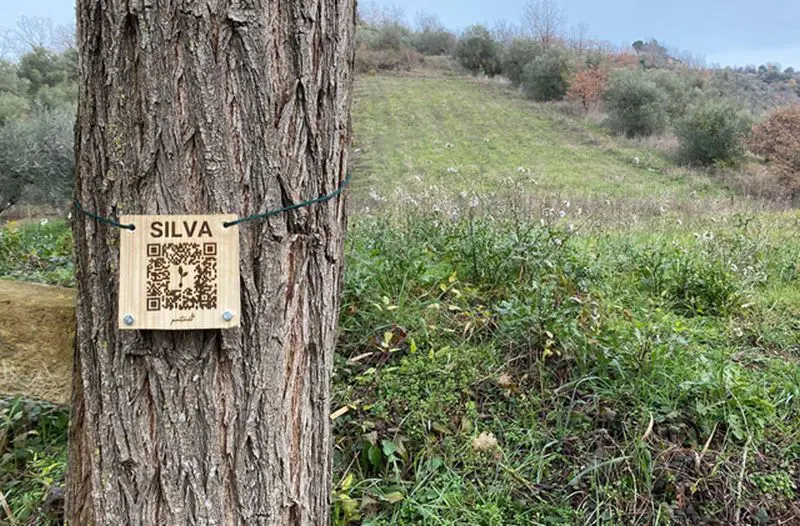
[352,74,719,200]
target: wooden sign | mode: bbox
[118,215,240,330]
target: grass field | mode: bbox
[352,74,722,203]
[2,70,800,525]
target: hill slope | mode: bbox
[352,74,720,203]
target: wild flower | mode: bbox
[470,197,479,208]
[472,432,498,452]
[559,210,566,218]
[516,166,528,173]
[369,189,385,203]
[446,167,459,174]
[445,143,454,149]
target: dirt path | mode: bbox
[0,281,74,403]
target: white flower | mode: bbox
[567,223,575,232]
[39,218,49,226]
[446,167,459,174]
[470,197,479,208]
[553,238,563,246]
[516,166,528,173]
[482,137,490,143]
[559,210,566,218]
[459,191,468,199]
[472,431,498,452]
[445,143,454,149]
[633,157,640,165]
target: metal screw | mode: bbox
[222,310,234,322]
[123,314,135,326]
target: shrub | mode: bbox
[566,66,606,110]
[0,108,75,212]
[357,22,413,52]
[648,69,703,123]
[454,25,501,77]
[604,69,668,137]
[501,38,541,87]
[412,29,456,56]
[676,100,752,165]
[521,47,573,102]
[749,104,800,197]
[0,92,29,125]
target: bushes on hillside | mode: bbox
[749,105,800,197]
[648,69,704,123]
[357,22,413,52]
[566,66,607,110]
[676,100,752,165]
[522,47,573,102]
[355,48,424,74]
[0,109,74,212]
[454,25,501,77]
[501,38,541,87]
[604,69,668,137]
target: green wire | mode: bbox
[223,172,351,228]
[74,173,351,230]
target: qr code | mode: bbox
[146,242,218,311]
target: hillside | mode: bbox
[352,73,722,204]
[2,70,800,525]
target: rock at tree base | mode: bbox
[0,281,74,404]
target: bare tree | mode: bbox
[415,11,444,32]
[68,0,356,523]
[52,24,76,52]
[568,22,590,55]
[523,0,566,48]
[492,18,519,46]
[14,16,57,51]
[0,28,14,61]
[359,1,405,27]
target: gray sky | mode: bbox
[2,0,798,68]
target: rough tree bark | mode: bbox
[68,1,355,524]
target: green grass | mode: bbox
[2,208,800,525]
[2,71,800,524]
[352,75,720,201]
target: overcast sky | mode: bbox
[2,0,798,68]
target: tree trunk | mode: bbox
[68,1,355,524]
